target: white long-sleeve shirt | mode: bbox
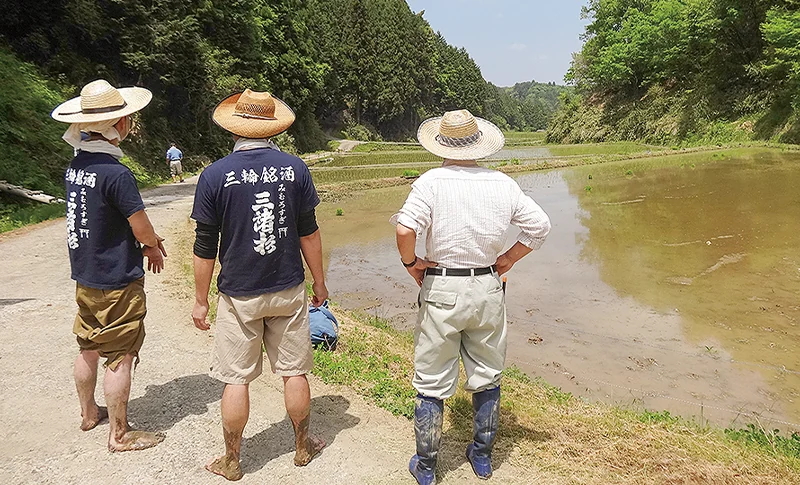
[393,165,551,268]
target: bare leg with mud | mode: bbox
[284,374,325,466]
[206,384,248,481]
[105,354,164,452]
[74,350,108,431]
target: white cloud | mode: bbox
[509,43,527,52]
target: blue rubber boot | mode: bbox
[466,386,500,479]
[409,394,443,485]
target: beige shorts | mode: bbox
[169,160,182,176]
[211,283,313,384]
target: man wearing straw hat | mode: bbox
[392,110,551,483]
[51,79,168,452]
[192,89,327,480]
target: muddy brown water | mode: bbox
[316,148,800,431]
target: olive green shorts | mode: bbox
[73,278,147,370]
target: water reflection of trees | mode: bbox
[562,150,800,409]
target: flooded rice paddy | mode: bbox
[315,147,800,430]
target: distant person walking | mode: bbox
[393,110,551,483]
[51,79,168,452]
[165,142,184,183]
[191,89,327,480]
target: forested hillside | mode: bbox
[489,81,570,131]
[0,48,72,197]
[1,0,563,193]
[548,0,800,145]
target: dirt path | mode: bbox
[0,178,538,484]
[335,139,363,152]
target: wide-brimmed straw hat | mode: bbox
[212,89,296,138]
[417,109,504,160]
[51,79,152,123]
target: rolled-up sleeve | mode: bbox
[392,181,433,234]
[512,190,551,250]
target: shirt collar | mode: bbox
[79,139,124,160]
[233,138,281,153]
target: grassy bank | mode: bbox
[0,195,64,234]
[548,87,800,148]
[314,307,800,484]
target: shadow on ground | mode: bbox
[128,373,223,432]
[0,298,35,307]
[436,395,551,481]
[241,394,361,474]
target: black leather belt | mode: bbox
[425,266,496,277]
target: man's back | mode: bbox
[192,147,319,296]
[166,146,182,160]
[396,165,549,268]
[65,151,145,289]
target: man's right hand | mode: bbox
[406,257,438,287]
[193,299,211,330]
[311,280,329,307]
[142,237,167,273]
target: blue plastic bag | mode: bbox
[309,301,338,351]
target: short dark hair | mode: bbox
[170,142,176,146]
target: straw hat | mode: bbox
[212,89,296,138]
[417,109,504,160]
[51,79,152,123]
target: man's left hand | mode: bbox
[192,299,211,330]
[495,253,513,276]
[406,257,438,287]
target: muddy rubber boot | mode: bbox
[466,386,500,479]
[408,394,443,485]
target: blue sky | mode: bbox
[406,0,590,87]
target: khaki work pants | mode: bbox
[413,271,507,399]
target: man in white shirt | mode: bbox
[393,110,551,484]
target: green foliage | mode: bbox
[351,142,421,153]
[335,208,344,216]
[120,156,165,189]
[321,151,437,167]
[341,123,382,142]
[311,313,417,419]
[553,0,800,146]
[401,169,420,177]
[0,46,71,196]
[725,424,800,459]
[486,82,570,131]
[0,196,65,233]
[639,410,679,425]
[504,131,546,145]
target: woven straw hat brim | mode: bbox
[51,87,152,123]
[417,116,505,160]
[212,92,296,138]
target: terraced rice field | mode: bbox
[308,134,665,185]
